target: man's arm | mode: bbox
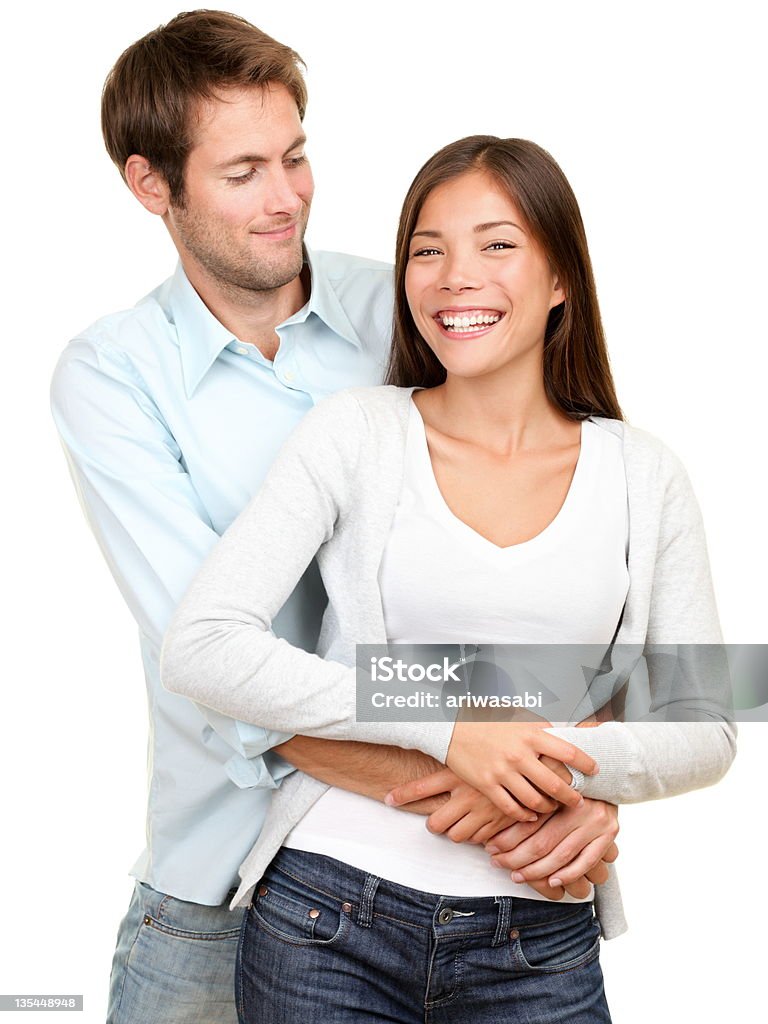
[275,736,447,813]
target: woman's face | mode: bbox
[404,170,564,382]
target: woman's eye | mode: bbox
[226,169,257,186]
[411,247,442,258]
[484,241,517,251]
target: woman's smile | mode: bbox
[433,307,505,338]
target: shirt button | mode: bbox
[283,370,295,382]
[236,346,248,356]
[438,908,454,924]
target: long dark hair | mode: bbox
[385,136,623,421]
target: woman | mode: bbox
[161,137,735,1023]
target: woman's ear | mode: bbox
[550,273,567,309]
[124,155,171,216]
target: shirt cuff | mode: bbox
[224,750,297,790]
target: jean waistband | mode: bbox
[265,846,593,945]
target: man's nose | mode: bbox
[263,167,303,217]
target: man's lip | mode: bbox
[251,222,298,240]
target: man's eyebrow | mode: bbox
[215,135,307,170]
[411,220,525,240]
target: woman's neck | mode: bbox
[415,364,576,457]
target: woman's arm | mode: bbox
[161,390,453,762]
[547,443,737,804]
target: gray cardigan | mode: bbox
[161,385,737,939]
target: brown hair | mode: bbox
[101,9,307,204]
[386,136,623,421]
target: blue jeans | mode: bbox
[237,847,612,1023]
[107,881,244,1023]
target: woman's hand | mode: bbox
[443,720,598,819]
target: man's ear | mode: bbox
[124,155,171,216]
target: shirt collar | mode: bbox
[169,264,237,398]
[293,246,364,352]
[170,246,363,397]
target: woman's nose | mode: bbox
[438,253,482,293]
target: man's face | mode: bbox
[166,83,314,294]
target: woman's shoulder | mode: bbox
[284,385,413,462]
[589,416,696,496]
[309,384,414,428]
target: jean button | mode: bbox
[509,928,519,940]
[438,908,454,924]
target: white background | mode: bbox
[1,0,765,1020]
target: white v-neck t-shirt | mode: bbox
[283,399,629,899]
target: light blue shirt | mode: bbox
[51,249,393,903]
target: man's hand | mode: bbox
[384,765,616,901]
[387,767,523,843]
[522,859,616,901]
[484,798,619,890]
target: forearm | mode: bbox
[547,721,737,803]
[275,735,446,813]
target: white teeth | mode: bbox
[438,312,501,331]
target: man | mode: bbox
[51,10,617,1023]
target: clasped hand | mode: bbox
[385,719,618,899]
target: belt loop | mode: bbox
[357,873,380,928]
[492,896,512,947]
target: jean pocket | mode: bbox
[511,907,602,975]
[140,885,242,941]
[250,868,350,947]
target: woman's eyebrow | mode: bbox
[411,220,524,239]
[474,220,524,233]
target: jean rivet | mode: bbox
[257,886,268,897]
[143,916,151,925]
[438,908,454,924]
[308,908,321,919]
[509,928,519,940]
[342,902,353,914]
